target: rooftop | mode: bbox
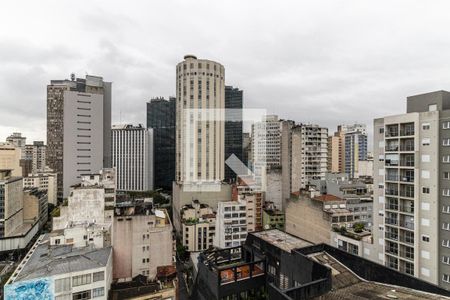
[10,235,112,283]
[251,229,312,253]
[313,194,342,202]
[309,252,449,300]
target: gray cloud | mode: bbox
[2,0,450,147]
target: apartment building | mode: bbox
[290,124,328,191]
[214,199,247,248]
[24,141,46,173]
[180,200,216,252]
[328,124,367,178]
[0,170,24,238]
[373,90,450,289]
[251,115,282,180]
[113,201,173,281]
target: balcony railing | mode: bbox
[399,221,414,230]
[385,232,399,241]
[400,176,414,183]
[386,175,399,181]
[385,218,398,226]
[400,205,414,214]
[386,189,399,196]
[399,235,414,245]
[399,190,414,198]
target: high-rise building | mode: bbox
[373,90,450,289]
[24,141,46,174]
[328,124,367,177]
[251,115,282,180]
[112,124,153,192]
[47,74,111,200]
[23,170,58,205]
[224,86,243,182]
[175,55,225,184]
[344,130,368,178]
[146,97,176,190]
[290,124,328,191]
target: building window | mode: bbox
[422,187,430,194]
[444,189,450,196]
[72,290,91,300]
[422,123,430,130]
[93,271,104,282]
[444,139,450,146]
[444,156,450,163]
[422,138,430,146]
[443,206,450,214]
[443,256,450,265]
[422,235,430,242]
[445,172,450,180]
[72,274,91,287]
[444,121,450,129]
[443,274,450,283]
[443,239,450,248]
[92,287,105,298]
[55,277,71,293]
[379,128,384,134]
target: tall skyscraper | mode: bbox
[175,55,225,184]
[47,74,111,200]
[147,97,176,190]
[224,86,243,182]
[373,90,450,289]
[112,124,154,192]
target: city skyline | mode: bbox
[3,1,450,142]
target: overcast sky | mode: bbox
[2,0,450,145]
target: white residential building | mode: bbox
[251,115,282,179]
[373,90,450,290]
[112,124,154,191]
[214,199,247,248]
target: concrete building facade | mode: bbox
[373,90,450,289]
[47,74,111,200]
[176,55,225,184]
[113,202,173,281]
[112,124,154,192]
[23,170,58,205]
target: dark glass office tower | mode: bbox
[224,86,243,182]
[146,97,176,190]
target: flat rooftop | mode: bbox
[309,252,449,300]
[10,235,112,283]
[252,229,312,253]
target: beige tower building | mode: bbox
[175,55,225,184]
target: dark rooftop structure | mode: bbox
[190,229,450,300]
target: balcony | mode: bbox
[385,232,399,241]
[385,189,399,196]
[399,221,414,230]
[385,218,398,226]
